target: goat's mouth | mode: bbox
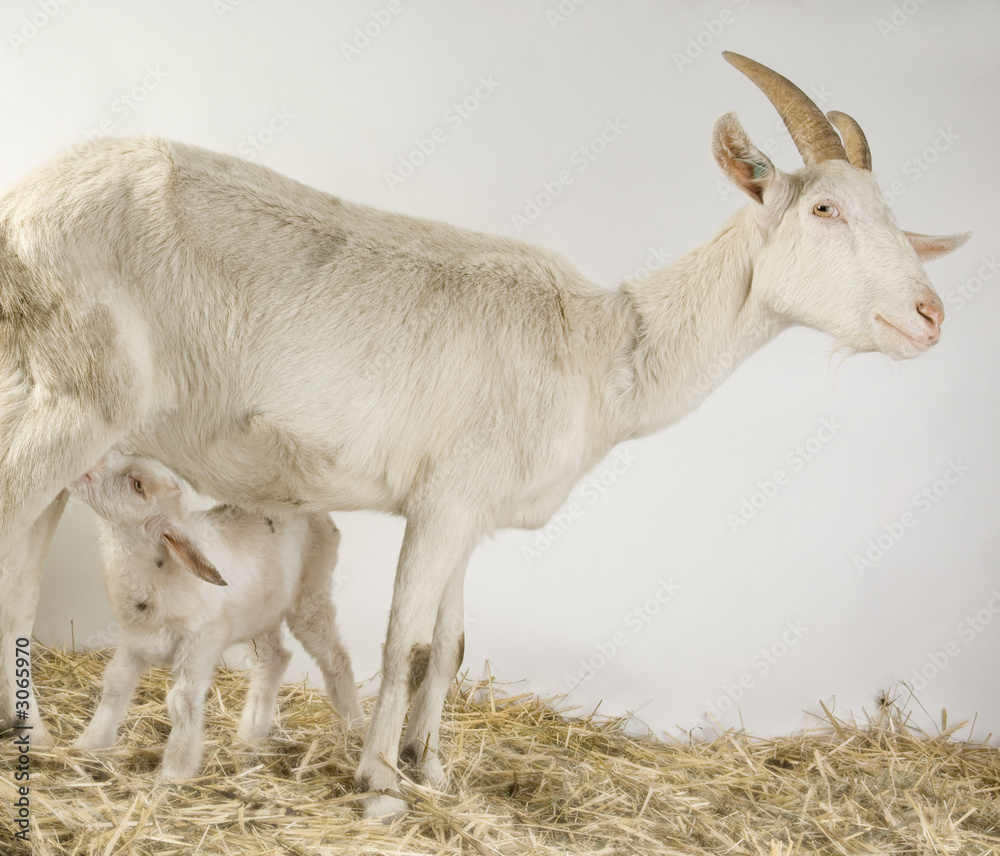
[874,314,935,357]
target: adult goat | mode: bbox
[0,52,968,820]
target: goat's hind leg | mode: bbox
[162,637,224,781]
[286,516,363,728]
[0,490,69,746]
[288,603,363,728]
[0,340,145,740]
[0,404,131,743]
[236,630,290,743]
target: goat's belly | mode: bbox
[127,415,396,513]
[179,457,393,514]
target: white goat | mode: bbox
[70,451,363,780]
[0,52,968,818]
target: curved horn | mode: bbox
[722,51,847,166]
[827,110,872,170]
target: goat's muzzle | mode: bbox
[916,296,945,344]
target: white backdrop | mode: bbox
[6,1,997,742]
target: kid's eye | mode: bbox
[813,202,838,218]
[131,478,145,496]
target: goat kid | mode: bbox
[70,452,362,780]
[0,53,968,818]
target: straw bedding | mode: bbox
[2,644,999,855]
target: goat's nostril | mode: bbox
[917,300,945,330]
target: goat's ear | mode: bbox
[162,530,228,586]
[905,230,971,262]
[712,112,777,205]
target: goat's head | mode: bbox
[714,51,969,360]
[73,451,226,586]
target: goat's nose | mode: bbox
[917,297,945,341]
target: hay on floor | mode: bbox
[1,643,999,855]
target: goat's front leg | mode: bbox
[355,513,478,822]
[74,646,148,750]
[161,638,223,781]
[0,490,69,746]
[399,559,469,787]
[236,631,291,743]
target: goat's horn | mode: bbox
[827,110,872,170]
[722,51,848,166]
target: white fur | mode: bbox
[71,451,362,781]
[0,62,968,818]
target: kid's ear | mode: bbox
[712,111,778,205]
[162,530,227,586]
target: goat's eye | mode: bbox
[813,202,838,218]
[131,478,145,496]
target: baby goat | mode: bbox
[71,451,363,780]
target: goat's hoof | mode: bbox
[34,732,52,749]
[159,758,200,782]
[399,744,446,788]
[362,792,408,824]
[342,709,366,733]
[72,734,112,752]
[159,769,194,783]
[419,756,446,788]
[234,725,269,744]
[2,712,52,746]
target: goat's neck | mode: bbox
[612,207,785,440]
[98,524,167,582]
